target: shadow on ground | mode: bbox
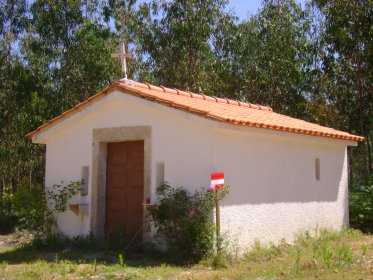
[0,235,191,268]
[0,246,169,267]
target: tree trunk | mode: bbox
[0,179,3,215]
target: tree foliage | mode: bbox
[349,176,373,233]
[12,181,81,236]
[131,0,231,92]
[0,0,120,215]
[213,0,313,117]
[149,183,230,262]
[311,0,373,179]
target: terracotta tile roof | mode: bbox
[26,79,364,142]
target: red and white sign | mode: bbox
[210,172,224,190]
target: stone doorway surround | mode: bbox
[90,126,151,241]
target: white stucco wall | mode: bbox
[37,90,352,249]
[214,127,349,249]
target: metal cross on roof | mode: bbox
[111,38,132,79]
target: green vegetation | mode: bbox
[149,184,215,262]
[11,181,81,237]
[148,183,230,262]
[0,229,371,279]
[11,182,49,235]
[350,175,373,233]
[0,215,17,235]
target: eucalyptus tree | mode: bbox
[23,0,121,140]
[0,0,121,215]
[0,0,30,214]
[0,0,28,131]
[312,0,373,178]
[23,0,120,109]
[215,0,313,117]
[130,0,233,92]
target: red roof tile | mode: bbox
[26,80,364,142]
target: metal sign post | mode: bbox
[215,188,221,253]
[211,172,224,254]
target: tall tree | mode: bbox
[0,0,121,214]
[131,0,233,92]
[0,0,31,214]
[312,0,373,178]
[24,0,121,109]
[214,0,313,117]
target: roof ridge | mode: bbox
[26,79,364,142]
[125,80,273,112]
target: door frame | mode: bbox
[91,126,151,242]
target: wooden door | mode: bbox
[105,141,144,243]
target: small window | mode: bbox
[156,162,165,188]
[81,166,89,196]
[315,158,320,180]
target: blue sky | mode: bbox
[136,1,307,22]
[226,0,307,21]
[226,0,264,20]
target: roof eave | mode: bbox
[26,82,122,140]
[26,81,365,144]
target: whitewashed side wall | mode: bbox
[213,127,348,249]
[43,90,349,249]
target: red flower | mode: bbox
[189,209,196,218]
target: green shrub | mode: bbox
[12,182,52,235]
[30,233,97,251]
[45,181,82,231]
[11,181,81,237]
[149,183,229,262]
[70,233,96,250]
[349,176,373,233]
[31,233,66,250]
[0,215,17,234]
[103,228,131,252]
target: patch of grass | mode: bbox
[244,238,288,262]
[0,228,372,279]
[118,253,125,267]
